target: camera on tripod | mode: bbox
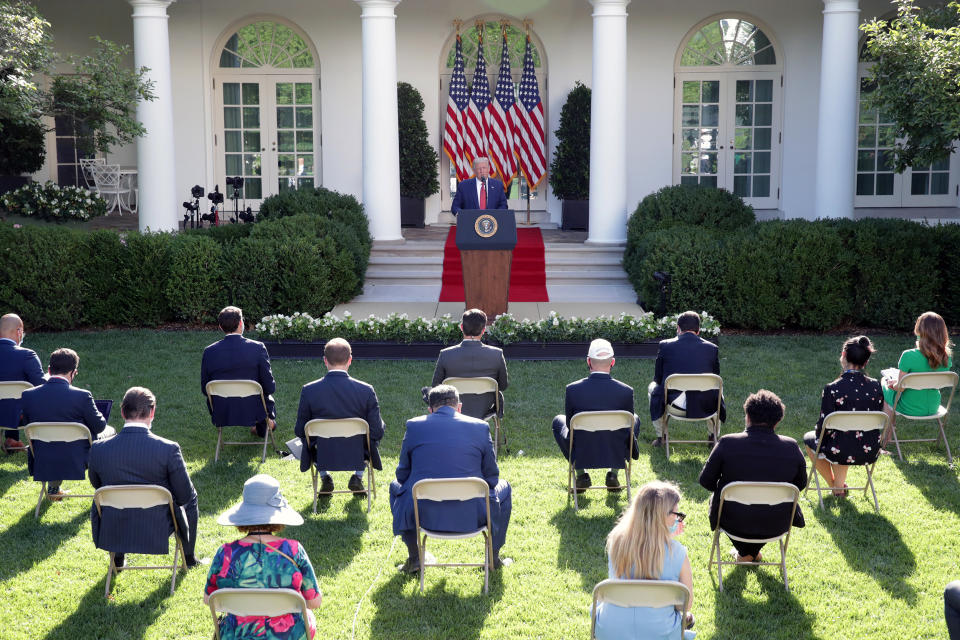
[207,185,224,206]
[182,185,205,229]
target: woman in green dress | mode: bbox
[882,311,954,422]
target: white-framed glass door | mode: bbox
[214,75,318,209]
[675,71,781,209]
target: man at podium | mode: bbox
[451,157,508,216]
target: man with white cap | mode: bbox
[551,338,641,492]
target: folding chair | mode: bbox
[591,579,692,640]
[208,588,309,640]
[205,380,277,462]
[94,484,186,597]
[806,410,888,511]
[23,422,94,518]
[566,410,636,510]
[662,373,723,460]
[304,418,375,514]
[886,371,958,466]
[412,477,493,594]
[443,376,505,455]
[708,481,800,592]
[0,381,34,453]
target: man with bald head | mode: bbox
[0,314,45,451]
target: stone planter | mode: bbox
[264,339,662,360]
[561,199,589,231]
[400,196,425,228]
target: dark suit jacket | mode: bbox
[432,340,509,419]
[294,370,385,472]
[201,334,276,424]
[450,177,508,215]
[390,406,502,535]
[88,425,198,555]
[21,377,107,481]
[0,338,45,429]
[565,372,640,466]
[650,331,726,423]
[698,426,807,538]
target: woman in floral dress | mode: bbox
[205,474,322,640]
[803,336,884,497]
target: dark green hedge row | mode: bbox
[625,217,960,330]
[0,189,371,329]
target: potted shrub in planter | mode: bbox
[550,82,591,231]
[397,82,439,228]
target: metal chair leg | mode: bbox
[939,418,954,467]
[867,465,880,512]
[170,538,181,595]
[261,427,270,462]
[311,468,318,515]
[418,534,427,594]
[34,482,46,519]
[215,428,223,462]
[889,417,905,460]
[780,538,789,592]
[105,552,115,597]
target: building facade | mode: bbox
[35,0,960,241]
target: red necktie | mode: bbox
[479,180,487,210]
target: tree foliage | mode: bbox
[549,82,591,200]
[861,0,960,170]
[397,82,439,199]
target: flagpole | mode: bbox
[523,20,534,227]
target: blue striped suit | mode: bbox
[0,337,45,440]
[201,334,276,434]
[88,424,198,556]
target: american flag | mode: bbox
[464,30,491,170]
[442,34,471,182]
[514,35,546,188]
[489,30,518,192]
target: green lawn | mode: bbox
[1,330,956,640]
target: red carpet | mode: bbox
[439,227,549,302]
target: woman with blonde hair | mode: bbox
[882,312,954,422]
[594,481,695,640]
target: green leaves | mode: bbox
[861,0,960,170]
[397,82,440,199]
[549,82,591,200]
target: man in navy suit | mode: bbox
[88,386,202,568]
[390,385,512,573]
[551,339,641,493]
[294,337,385,496]
[21,348,112,500]
[0,313,45,451]
[648,311,726,447]
[431,308,509,420]
[450,157,509,216]
[201,306,276,437]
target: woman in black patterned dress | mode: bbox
[803,336,884,496]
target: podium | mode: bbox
[455,209,517,321]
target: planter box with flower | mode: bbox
[255,311,720,360]
[0,181,108,224]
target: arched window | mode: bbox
[855,32,956,207]
[212,19,320,205]
[439,19,547,214]
[674,16,781,209]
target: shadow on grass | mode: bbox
[814,500,917,604]
[298,493,370,576]
[894,458,960,513]
[713,565,821,640]
[0,506,86,581]
[190,454,272,517]
[41,576,171,640]
[369,566,505,640]
[0,463,27,498]
[550,504,617,591]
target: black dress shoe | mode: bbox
[493,555,513,569]
[575,472,591,494]
[319,476,334,495]
[113,553,126,569]
[605,471,622,492]
[707,432,717,449]
[348,475,366,495]
[651,437,663,447]
[185,555,210,568]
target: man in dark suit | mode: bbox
[450,156,509,216]
[698,389,807,562]
[431,308,508,420]
[390,385,512,573]
[88,386,202,568]
[294,337,385,496]
[21,348,112,500]
[201,306,276,437]
[648,310,726,447]
[551,339,641,493]
[0,313,45,451]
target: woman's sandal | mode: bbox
[832,483,848,498]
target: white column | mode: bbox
[586,0,630,244]
[814,0,860,219]
[354,0,403,242]
[129,0,178,232]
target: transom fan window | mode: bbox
[680,18,776,67]
[219,21,314,69]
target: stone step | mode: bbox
[369,255,444,267]
[366,267,441,280]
